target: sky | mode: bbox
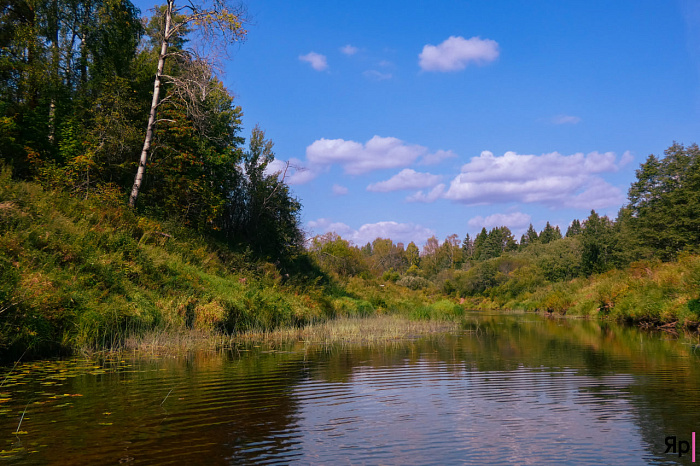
[131,0,700,247]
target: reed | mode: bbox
[114,315,462,354]
[235,315,461,346]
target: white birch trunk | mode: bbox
[129,0,174,207]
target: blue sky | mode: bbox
[132,0,700,247]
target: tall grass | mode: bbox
[485,255,700,330]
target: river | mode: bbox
[1,311,699,464]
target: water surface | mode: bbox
[2,312,699,464]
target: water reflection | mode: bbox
[1,312,699,464]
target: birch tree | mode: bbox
[128,0,247,207]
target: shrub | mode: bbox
[396,275,431,290]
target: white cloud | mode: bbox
[419,36,499,72]
[263,159,287,178]
[444,150,628,208]
[332,184,349,196]
[619,150,634,167]
[419,149,458,165]
[265,158,319,185]
[306,219,435,246]
[350,221,436,246]
[363,70,392,81]
[287,167,319,185]
[406,184,446,203]
[551,115,582,125]
[340,44,358,55]
[299,52,328,71]
[565,179,626,209]
[306,135,428,174]
[467,212,532,231]
[307,218,353,237]
[367,169,442,192]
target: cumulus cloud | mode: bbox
[340,44,358,55]
[419,149,458,165]
[367,169,442,192]
[332,184,349,196]
[565,179,626,209]
[551,115,582,125]
[406,184,446,203]
[307,218,353,237]
[264,158,319,185]
[307,219,435,246]
[299,52,328,71]
[363,70,392,81]
[350,221,435,246]
[264,159,287,178]
[306,135,428,175]
[443,150,628,208]
[467,212,532,231]
[419,36,499,72]
[619,150,634,167]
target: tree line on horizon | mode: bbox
[309,142,700,298]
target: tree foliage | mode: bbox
[622,142,700,261]
[308,233,368,278]
[0,0,303,265]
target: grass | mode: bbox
[237,315,462,346]
[0,168,464,359]
[118,315,463,354]
[0,168,330,358]
[480,254,700,330]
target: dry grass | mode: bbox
[121,328,226,354]
[236,315,461,346]
[118,315,462,354]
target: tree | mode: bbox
[473,226,517,261]
[129,0,247,207]
[519,223,538,250]
[444,233,461,268]
[405,242,420,267]
[0,0,141,177]
[580,210,620,275]
[462,233,474,262]
[217,126,303,258]
[622,142,700,261]
[420,236,442,276]
[143,78,244,226]
[309,233,368,277]
[531,237,582,282]
[566,219,582,237]
[472,228,488,261]
[539,221,562,244]
[368,238,407,273]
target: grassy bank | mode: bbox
[474,255,700,330]
[0,169,463,359]
[3,167,698,361]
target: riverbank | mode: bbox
[471,254,700,332]
[3,170,699,361]
[0,171,460,360]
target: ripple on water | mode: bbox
[1,314,699,464]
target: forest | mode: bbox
[1,0,700,358]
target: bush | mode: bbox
[410,299,463,321]
[331,297,375,317]
[396,275,431,290]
